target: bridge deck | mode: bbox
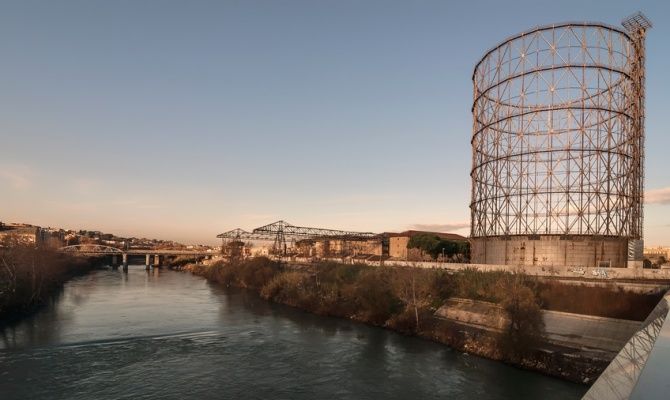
[60,248,218,257]
[124,250,217,256]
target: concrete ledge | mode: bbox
[435,298,640,354]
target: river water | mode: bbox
[0,266,587,399]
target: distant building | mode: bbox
[310,238,382,258]
[295,232,467,260]
[250,246,271,257]
[39,227,67,248]
[314,239,343,257]
[0,223,41,246]
[350,239,382,257]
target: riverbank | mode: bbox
[0,244,102,321]
[180,257,662,383]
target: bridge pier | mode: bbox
[154,255,160,267]
[111,254,119,268]
[122,253,128,272]
[145,254,152,270]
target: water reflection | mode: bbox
[0,286,69,348]
[0,267,587,400]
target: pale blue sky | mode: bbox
[1,0,669,245]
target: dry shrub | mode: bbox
[312,262,364,286]
[386,306,419,334]
[260,271,311,306]
[387,267,448,330]
[207,262,237,285]
[310,282,350,316]
[452,269,514,302]
[237,257,280,289]
[197,257,281,289]
[170,256,199,267]
[352,268,402,325]
[386,305,435,335]
[429,269,455,306]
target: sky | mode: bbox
[1,0,669,246]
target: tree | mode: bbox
[654,256,667,269]
[496,276,545,360]
[407,234,470,260]
[390,267,437,332]
[224,240,245,259]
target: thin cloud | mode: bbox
[240,213,280,222]
[646,187,670,205]
[411,222,470,232]
[71,178,102,194]
[317,193,407,206]
[110,198,164,210]
[0,165,33,190]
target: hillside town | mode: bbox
[0,221,211,252]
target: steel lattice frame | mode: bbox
[218,222,378,255]
[216,228,278,242]
[252,220,377,240]
[60,244,124,254]
[470,16,650,240]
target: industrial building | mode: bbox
[0,222,41,246]
[469,15,651,268]
[217,221,467,261]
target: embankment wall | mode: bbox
[290,257,670,282]
[436,298,641,354]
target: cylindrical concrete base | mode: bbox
[470,235,630,268]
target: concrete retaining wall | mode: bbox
[291,256,670,281]
[435,298,641,353]
[471,235,629,268]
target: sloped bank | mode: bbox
[181,257,662,383]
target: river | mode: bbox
[0,266,587,399]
